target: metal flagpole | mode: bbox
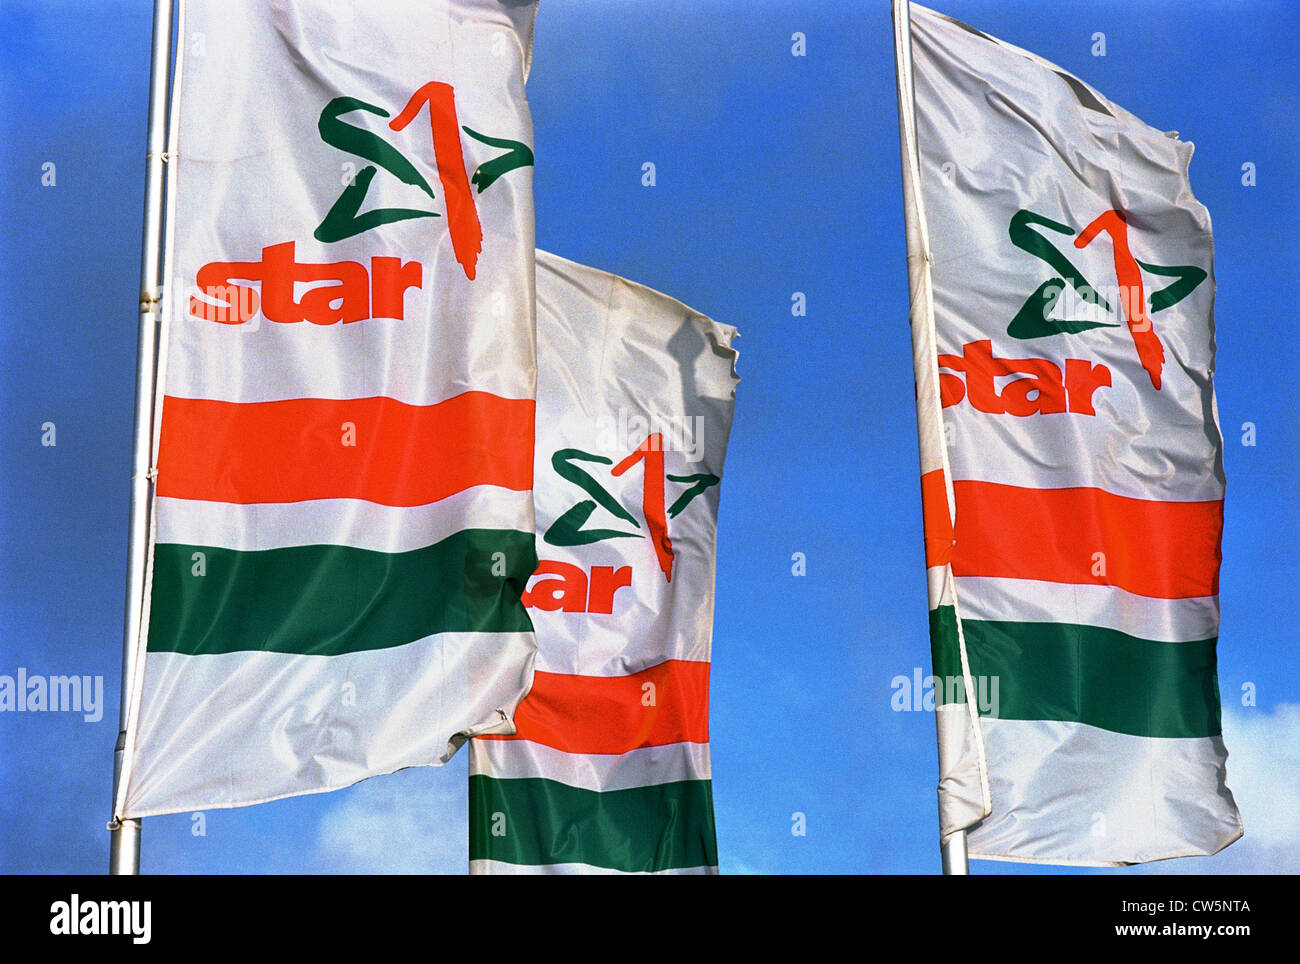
[110,0,175,876]
[890,0,971,877]
[941,831,969,876]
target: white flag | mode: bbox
[117,0,541,818]
[896,2,1241,864]
[468,251,740,873]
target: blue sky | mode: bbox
[1,0,1297,874]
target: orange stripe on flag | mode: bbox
[920,469,955,568]
[156,392,534,506]
[488,660,710,754]
[951,480,1222,599]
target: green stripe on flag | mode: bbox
[469,775,718,872]
[148,528,537,655]
[929,605,1222,739]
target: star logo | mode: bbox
[1006,208,1207,390]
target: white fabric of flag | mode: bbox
[116,0,541,819]
[896,2,1242,865]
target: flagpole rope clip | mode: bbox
[146,151,172,162]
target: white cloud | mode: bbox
[718,855,765,875]
[1222,701,1300,848]
[310,759,469,874]
[1141,701,1300,874]
[300,703,1300,875]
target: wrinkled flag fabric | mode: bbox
[468,251,739,874]
[896,1,1241,864]
[117,0,541,818]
